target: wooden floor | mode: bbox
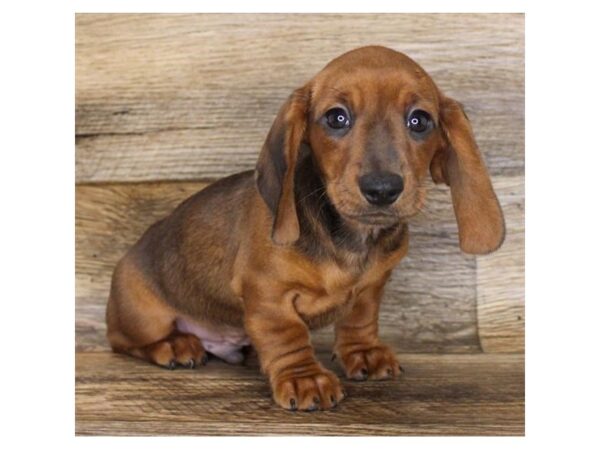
[76,350,524,436]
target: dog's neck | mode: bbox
[293,155,405,267]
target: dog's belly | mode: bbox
[175,317,250,364]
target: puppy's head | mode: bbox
[256,46,504,254]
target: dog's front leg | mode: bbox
[333,279,403,381]
[244,283,345,411]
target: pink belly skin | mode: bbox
[175,318,251,364]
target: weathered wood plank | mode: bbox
[476,177,524,352]
[76,177,492,354]
[75,351,524,436]
[76,13,524,182]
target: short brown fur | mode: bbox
[106,46,505,411]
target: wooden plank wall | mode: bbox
[75,13,524,354]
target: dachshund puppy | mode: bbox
[106,46,505,411]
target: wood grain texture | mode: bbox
[75,351,524,436]
[476,177,524,352]
[76,176,523,354]
[75,13,524,183]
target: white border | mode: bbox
[4,0,600,449]
[74,0,525,14]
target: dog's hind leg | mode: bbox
[106,256,207,369]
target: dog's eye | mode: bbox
[407,110,432,134]
[325,108,351,129]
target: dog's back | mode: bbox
[131,170,255,325]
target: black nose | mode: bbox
[359,172,404,206]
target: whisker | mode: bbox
[298,185,326,205]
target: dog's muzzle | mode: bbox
[358,172,404,206]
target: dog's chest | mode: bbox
[292,263,365,329]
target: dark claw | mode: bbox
[167,360,176,370]
[201,354,209,365]
[331,353,337,362]
[290,399,297,411]
[313,396,320,405]
[360,368,368,380]
[387,368,393,377]
[330,395,338,407]
[187,359,196,369]
[399,365,405,375]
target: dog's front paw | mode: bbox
[335,343,403,381]
[271,366,346,411]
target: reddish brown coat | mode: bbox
[106,46,504,411]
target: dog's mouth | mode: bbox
[342,211,400,227]
[338,188,427,227]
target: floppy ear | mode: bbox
[255,87,310,245]
[430,97,505,254]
